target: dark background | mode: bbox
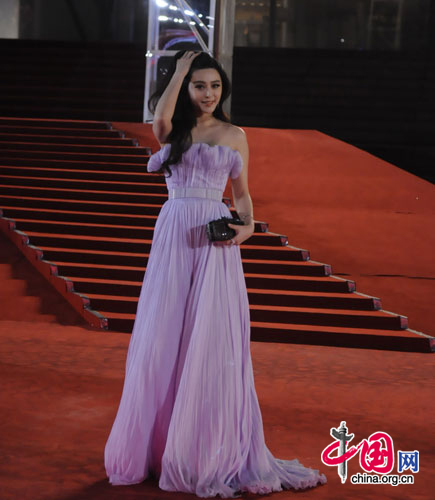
[1,0,434,182]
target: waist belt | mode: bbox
[168,187,223,201]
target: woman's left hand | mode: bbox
[225,222,255,246]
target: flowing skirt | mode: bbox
[104,197,327,498]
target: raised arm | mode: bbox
[152,51,201,144]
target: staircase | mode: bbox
[0,117,433,353]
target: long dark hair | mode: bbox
[148,50,232,177]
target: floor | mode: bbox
[0,316,433,500]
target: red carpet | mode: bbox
[0,122,433,499]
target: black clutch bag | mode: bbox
[206,216,245,242]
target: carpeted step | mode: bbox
[0,134,138,147]
[0,141,148,155]
[67,274,355,296]
[0,117,112,129]
[0,167,154,183]
[0,206,246,229]
[0,196,168,215]
[0,125,124,138]
[0,176,164,194]
[5,220,277,247]
[21,236,311,266]
[101,312,429,352]
[0,157,161,173]
[82,290,381,315]
[249,322,433,353]
[0,185,167,204]
[0,149,150,163]
[54,257,329,279]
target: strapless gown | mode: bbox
[104,142,327,498]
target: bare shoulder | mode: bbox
[222,123,247,150]
[228,125,248,155]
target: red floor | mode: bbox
[1,125,433,500]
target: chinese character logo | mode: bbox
[397,451,419,473]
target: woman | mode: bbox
[104,50,327,498]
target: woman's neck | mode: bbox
[195,114,217,127]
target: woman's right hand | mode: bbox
[175,51,201,77]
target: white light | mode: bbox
[208,24,213,28]
[158,15,169,21]
[189,21,195,25]
[198,13,203,18]
[199,22,204,26]
[156,0,168,8]
[184,9,194,16]
[340,38,345,43]
[169,5,177,10]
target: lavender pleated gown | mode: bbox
[104,142,327,497]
